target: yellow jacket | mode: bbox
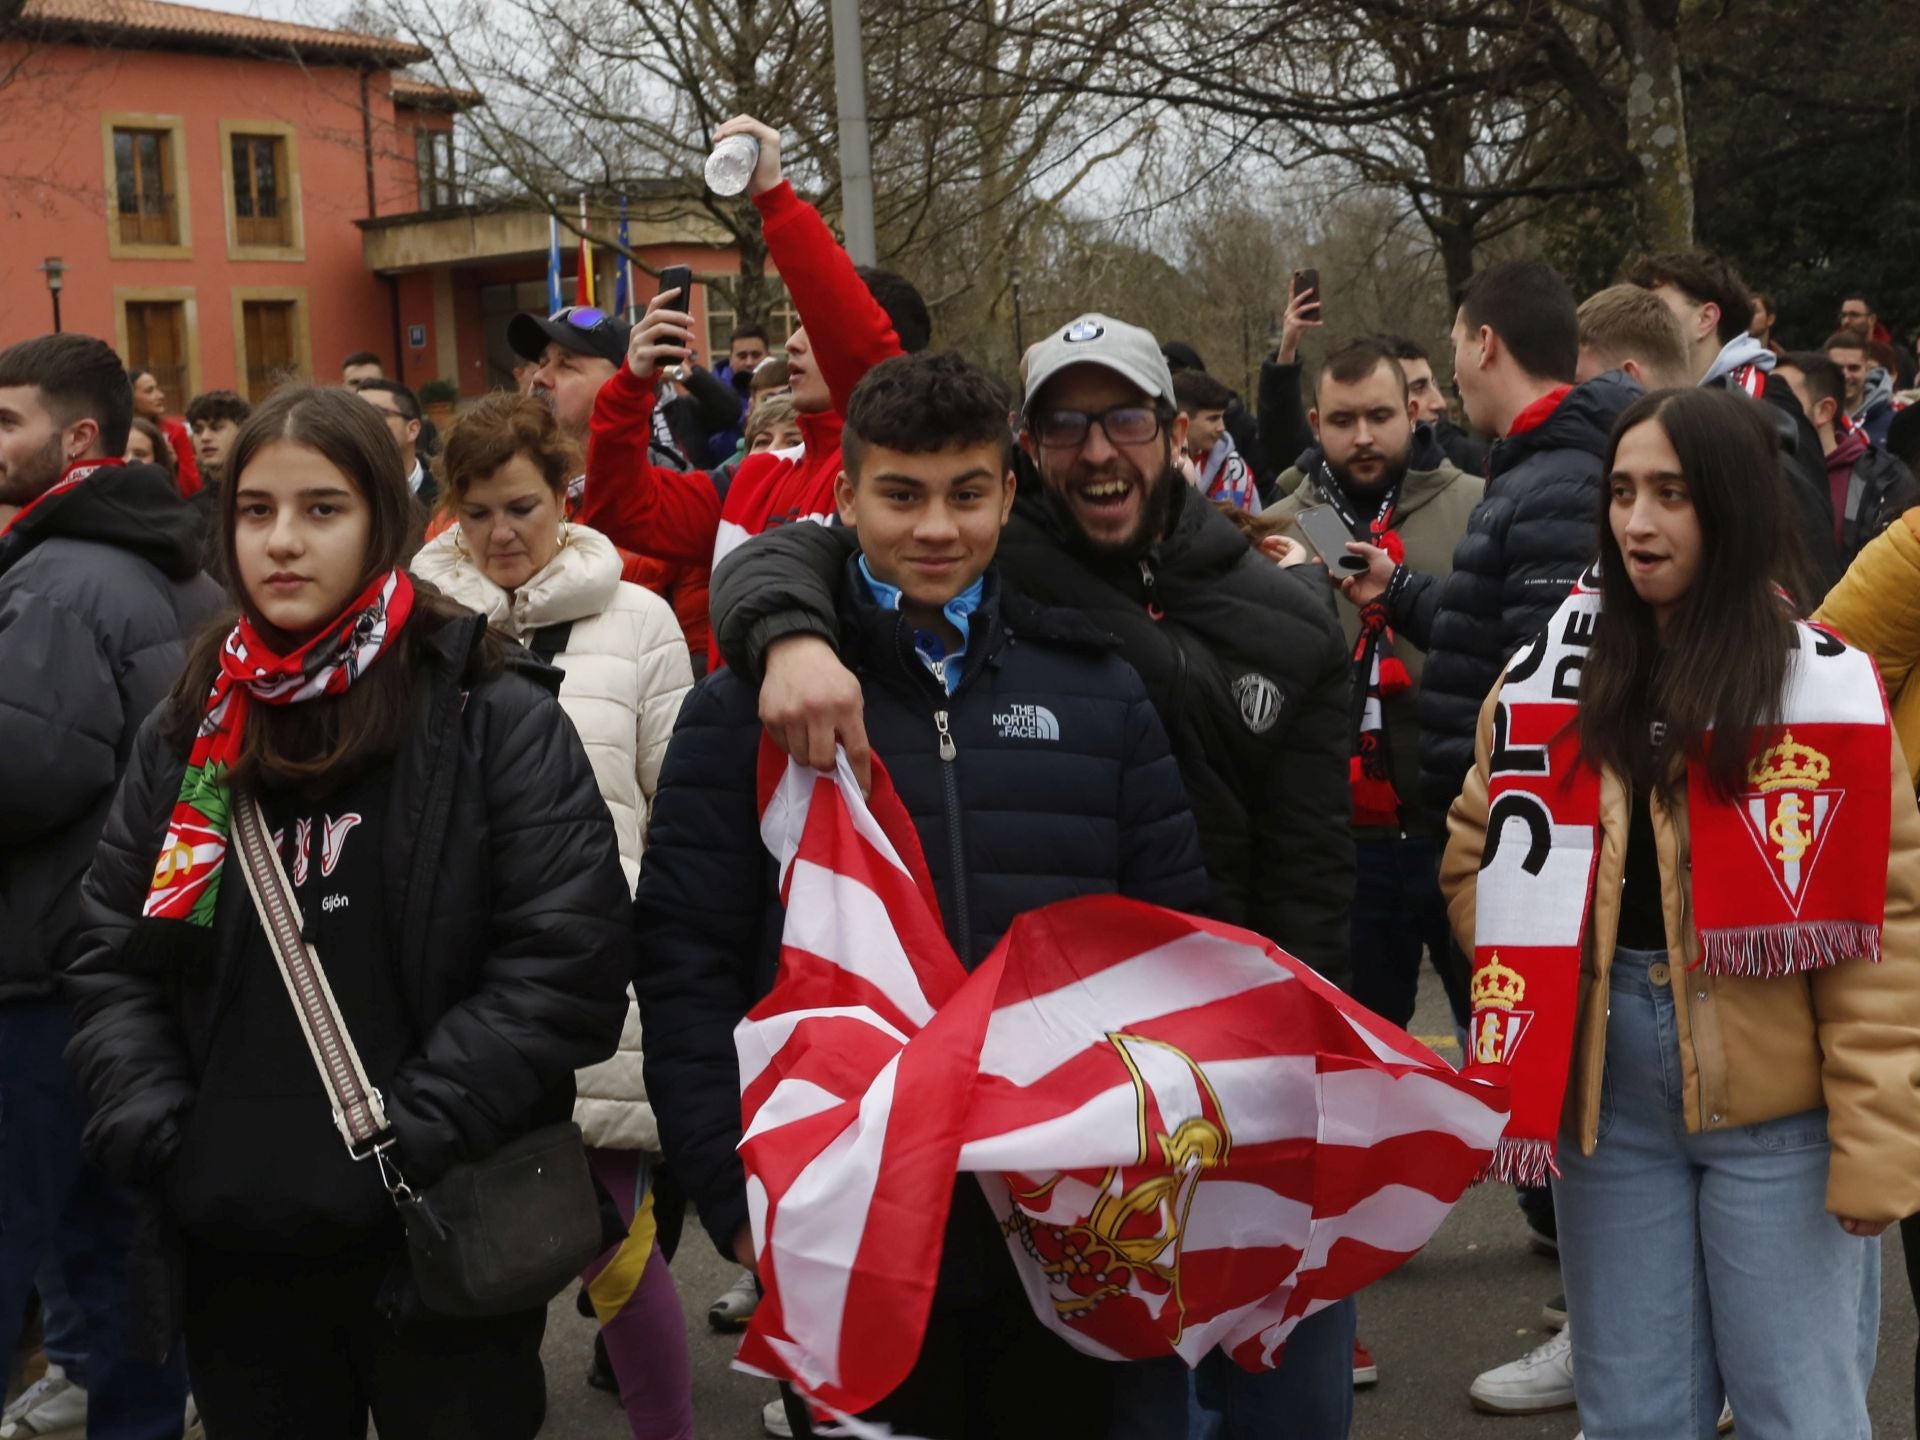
[1816,508,1920,786]
[1442,683,1920,1223]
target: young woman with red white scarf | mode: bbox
[1442,385,1920,1440]
[64,386,632,1438]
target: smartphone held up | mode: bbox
[1292,267,1322,322]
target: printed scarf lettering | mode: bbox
[1467,571,1890,1185]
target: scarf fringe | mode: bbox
[1476,1137,1559,1189]
[1697,921,1883,978]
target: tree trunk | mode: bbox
[732,208,771,331]
[1435,216,1478,300]
[1621,0,1694,248]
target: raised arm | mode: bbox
[719,116,904,417]
[574,291,724,565]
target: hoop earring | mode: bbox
[453,527,470,559]
[558,518,572,548]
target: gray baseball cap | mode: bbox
[1020,313,1176,418]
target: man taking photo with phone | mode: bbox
[1266,336,1483,1034]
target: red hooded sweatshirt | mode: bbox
[573,181,903,663]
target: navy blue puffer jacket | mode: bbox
[634,565,1210,1256]
[1388,370,1641,816]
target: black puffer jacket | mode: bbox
[66,613,633,1200]
[0,460,221,1001]
[636,565,1209,1255]
[1715,369,1838,599]
[1387,370,1641,816]
[1838,444,1920,569]
[711,471,1354,978]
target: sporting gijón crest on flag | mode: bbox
[736,740,1510,1422]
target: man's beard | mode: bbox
[1045,448,1183,561]
[1326,448,1410,502]
[0,432,66,507]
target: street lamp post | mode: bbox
[827,0,876,267]
[37,258,65,333]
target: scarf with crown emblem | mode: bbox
[1317,464,1411,828]
[141,570,415,935]
[1466,572,1891,1185]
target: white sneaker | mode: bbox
[1469,1326,1576,1415]
[0,1364,87,1440]
[762,1396,794,1438]
[710,1271,761,1332]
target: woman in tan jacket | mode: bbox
[1443,388,1920,1440]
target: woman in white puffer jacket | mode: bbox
[414,393,694,1440]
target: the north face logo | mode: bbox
[993,704,1060,741]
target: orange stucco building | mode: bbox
[0,0,752,404]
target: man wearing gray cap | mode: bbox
[707,313,1359,1437]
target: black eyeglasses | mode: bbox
[1032,404,1167,450]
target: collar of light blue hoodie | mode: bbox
[1699,332,1777,390]
[858,555,985,696]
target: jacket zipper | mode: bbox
[932,705,970,960]
[893,615,975,963]
[1138,558,1165,621]
[1136,554,1189,721]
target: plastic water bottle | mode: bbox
[705,135,760,197]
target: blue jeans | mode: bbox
[0,997,187,1439]
[1553,948,1878,1440]
[1108,1296,1355,1439]
[1350,837,1469,1031]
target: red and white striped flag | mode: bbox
[737,744,1510,1420]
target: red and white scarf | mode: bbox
[1468,573,1891,1184]
[143,570,415,931]
[1317,466,1410,827]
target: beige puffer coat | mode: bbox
[414,523,693,1152]
[1444,682,1920,1223]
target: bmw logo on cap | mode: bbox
[1063,321,1106,343]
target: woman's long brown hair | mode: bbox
[165,385,500,792]
[1577,387,1804,801]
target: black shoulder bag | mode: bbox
[232,789,603,1317]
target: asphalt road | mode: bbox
[540,967,1920,1438]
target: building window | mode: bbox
[416,128,457,210]
[231,133,292,248]
[113,128,179,246]
[241,300,298,403]
[705,292,798,363]
[124,300,189,408]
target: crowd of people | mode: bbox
[4,108,1920,1440]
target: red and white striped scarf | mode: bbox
[737,740,1509,1424]
[1468,574,1891,1185]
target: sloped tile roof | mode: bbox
[391,74,483,110]
[20,0,430,65]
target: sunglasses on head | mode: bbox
[550,306,615,331]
